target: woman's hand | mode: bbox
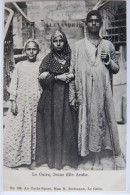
[56,73,74,83]
[11,101,18,115]
[56,73,68,82]
[66,73,74,83]
[39,72,50,80]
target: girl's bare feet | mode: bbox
[29,161,36,170]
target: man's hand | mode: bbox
[101,50,110,65]
[70,98,78,111]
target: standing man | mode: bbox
[69,10,125,170]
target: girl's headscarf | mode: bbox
[24,38,40,53]
[50,30,71,61]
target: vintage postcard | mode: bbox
[1,0,130,194]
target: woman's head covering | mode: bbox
[50,30,71,60]
[24,38,40,52]
[86,10,102,23]
[39,30,71,74]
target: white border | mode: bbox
[0,0,4,194]
[0,0,130,194]
[126,0,130,192]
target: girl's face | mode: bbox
[25,42,39,62]
[53,35,64,51]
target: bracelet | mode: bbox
[55,76,57,81]
[104,60,110,66]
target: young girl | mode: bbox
[4,39,41,169]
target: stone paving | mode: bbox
[3,118,126,171]
[3,101,126,171]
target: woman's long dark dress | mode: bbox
[36,53,78,169]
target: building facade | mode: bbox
[4,0,127,123]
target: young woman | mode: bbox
[4,39,41,169]
[36,30,78,170]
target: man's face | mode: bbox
[86,15,102,33]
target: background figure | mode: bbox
[36,30,78,170]
[4,39,41,169]
[69,10,125,170]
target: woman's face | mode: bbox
[25,42,39,62]
[53,35,64,51]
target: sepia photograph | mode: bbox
[1,0,129,193]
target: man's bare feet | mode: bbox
[93,153,103,170]
[115,154,126,170]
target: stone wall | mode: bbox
[26,0,96,57]
[9,0,127,122]
[113,45,127,122]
